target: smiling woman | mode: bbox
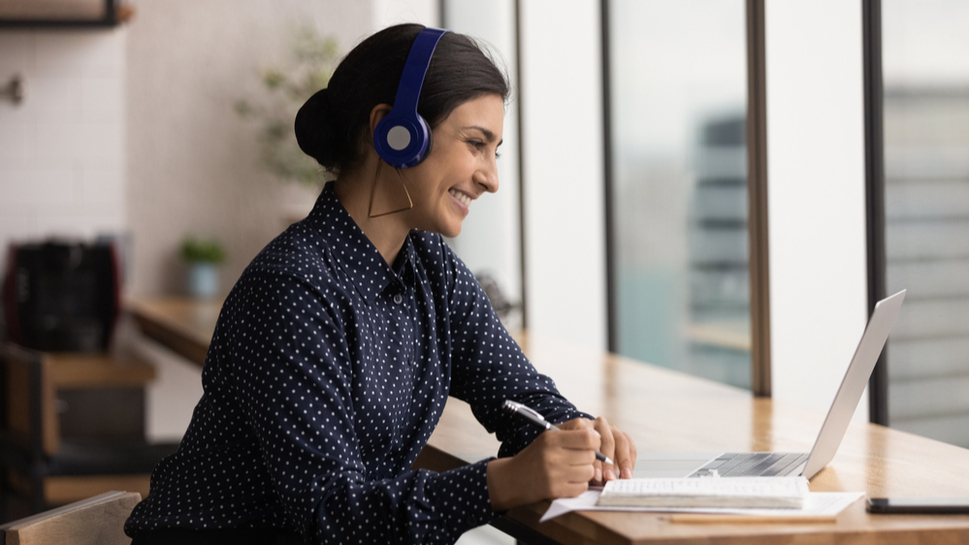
[123,23,636,545]
[334,94,505,248]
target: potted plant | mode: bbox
[234,26,341,189]
[180,236,226,299]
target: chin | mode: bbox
[439,221,463,238]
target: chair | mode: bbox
[0,344,177,520]
[0,490,141,545]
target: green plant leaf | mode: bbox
[181,237,226,263]
[234,25,340,189]
[262,68,286,89]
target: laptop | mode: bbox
[633,289,906,480]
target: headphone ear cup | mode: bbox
[412,117,433,166]
[373,113,431,168]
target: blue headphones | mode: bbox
[373,27,450,169]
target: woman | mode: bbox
[125,23,636,545]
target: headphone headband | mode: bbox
[373,27,450,169]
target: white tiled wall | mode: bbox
[0,28,127,272]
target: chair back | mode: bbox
[0,491,140,545]
[0,344,58,458]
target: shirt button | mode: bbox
[393,294,403,304]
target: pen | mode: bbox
[502,399,614,465]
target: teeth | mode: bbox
[449,189,472,207]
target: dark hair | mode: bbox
[295,24,510,175]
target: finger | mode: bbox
[612,429,636,479]
[560,418,606,482]
[556,420,609,484]
[627,432,638,477]
[537,430,596,466]
[557,417,593,431]
[593,417,616,482]
[543,445,596,494]
[565,462,596,485]
[554,427,601,451]
[546,429,600,482]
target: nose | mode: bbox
[475,157,499,194]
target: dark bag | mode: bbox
[3,239,120,352]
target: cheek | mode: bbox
[435,142,475,170]
[410,145,476,200]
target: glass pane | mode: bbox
[443,0,524,331]
[607,0,750,387]
[882,0,969,447]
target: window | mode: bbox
[879,0,968,447]
[605,0,752,388]
[442,0,524,331]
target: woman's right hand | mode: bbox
[486,427,601,511]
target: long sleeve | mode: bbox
[226,270,493,544]
[434,240,592,458]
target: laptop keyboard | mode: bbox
[687,452,810,478]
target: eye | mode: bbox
[468,139,500,160]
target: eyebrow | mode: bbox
[463,126,503,147]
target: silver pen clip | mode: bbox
[503,400,555,429]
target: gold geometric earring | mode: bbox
[368,162,413,218]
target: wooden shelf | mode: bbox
[0,3,134,28]
[47,352,155,389]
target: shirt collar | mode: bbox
[308,183,418,305]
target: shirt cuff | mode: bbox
[427,459,494,536]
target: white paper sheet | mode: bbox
[540,487,864,523]
[598,477,809,508]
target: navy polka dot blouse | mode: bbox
[125,183,589,544]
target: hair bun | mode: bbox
[295,88,337,168]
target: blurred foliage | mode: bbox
[180,236,226,264]
[235,27,341,188]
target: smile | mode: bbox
[448,189,472,207]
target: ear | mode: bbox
[368,103,394,140]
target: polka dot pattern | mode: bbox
[125,183,588,544]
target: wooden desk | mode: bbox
[129,296,969,544]
[128,297,220,367]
